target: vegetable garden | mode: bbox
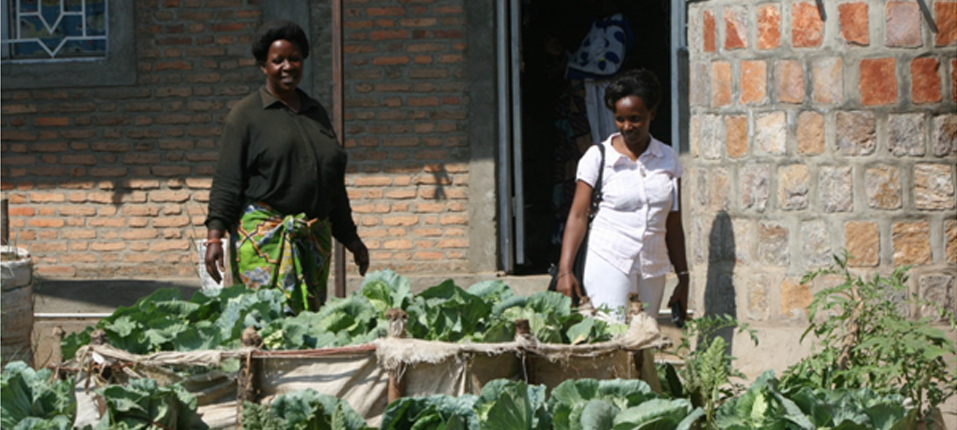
[2,253,955,429]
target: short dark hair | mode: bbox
[251,19,310,65]
[603,68,662,111]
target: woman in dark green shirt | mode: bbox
[204,19,369,312]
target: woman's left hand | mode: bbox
[667,273,689,318]
[346,240,370,276]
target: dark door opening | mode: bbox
[514,0,673,275]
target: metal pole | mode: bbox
[332,0,347,298]
[495,0,513,273]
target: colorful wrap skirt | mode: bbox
[229,201,331,313]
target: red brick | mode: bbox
[792,2,824,48]
[886,2,922,48]
[775,59,805,103]
[838,2,869,45]
[35,117,70,127]
[724,6,748,50]
[703,10,716,53]
[812,57,844,104]
[740,60,767,104]
[28,218,65,228]
[860,58,898,106]
[1,104,37,114]
[936,2,957,46]
[911,57,942,104]
[757,4,781,50]
[725,115,748,158]
[711,61,732,107]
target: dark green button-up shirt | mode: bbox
[205,86,360,245]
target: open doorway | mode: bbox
[514,0,674,275]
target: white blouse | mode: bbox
[576,133,682,278]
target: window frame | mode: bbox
[0,0,135,89]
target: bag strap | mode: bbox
[589,143,605,220]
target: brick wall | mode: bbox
[0,0,473,279]
[338,1,471,274]
[685,0,956,323]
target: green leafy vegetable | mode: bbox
[95,378,207,430]
[1,361,76,430]
[241,389,373,430]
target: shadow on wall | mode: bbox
[701,210,737,355]
[426,163,450,200]
[32,278,202,314]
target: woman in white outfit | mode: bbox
[555,68,689,322]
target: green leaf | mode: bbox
[579,400,618,430]
[611,398,696,430]
[1,362,77,429]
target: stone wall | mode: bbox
[0,0,473,278]
[684,0,956,323]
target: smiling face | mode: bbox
[613,95,656,147]
[260,39,303,99]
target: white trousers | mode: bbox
[583,247,666,322]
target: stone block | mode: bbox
[724,6,748,50]
[778,164,809,210]
[865,165,903,209]
[860,58,898,106]
[758,221,789,267]
[911,57,942,104]
[934,1,957,46]
[780,277,812,319]
[792,2,824,48]
[797,111,825,155]
[820,166,853,213]
[688,7,703,55]
[838,2,869,46]
[953,59,957,102]
[740,60,768,105]
[695,167,709,209]
[812,57,844,104]
[845,221,879,267]
[888,113,926,157]
[885,1,922,47]
[709,167,731,211]
[757,3,781,50]
[932,114,957,156]
[712,61,732,107]
[740,164,770,212]
[836,110,876,155]
[704,9,717,53]
[914,163,955,210]
[733,219,752,264]
[756,111,787,155]
[747,273,771,321]
[919,274,955,321]
[689,115,700,158]
[725,115,748,158]
[701,114,722,160]
[775,59,805,103]
[892,221,932,266]
[802,220,831,268]
[946,220,957,263]
[691,61,710,107]
[693,214,710,264]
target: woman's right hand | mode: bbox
[204,239,225,284]
[555,273,581,301]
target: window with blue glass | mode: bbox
[1,0,108,61]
